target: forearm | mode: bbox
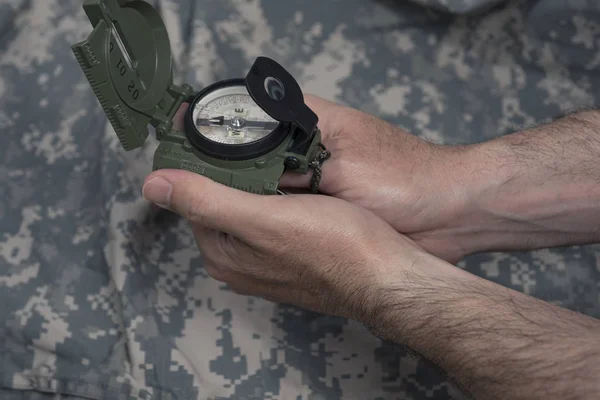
[452,109,600,254]
[369,254,600,400]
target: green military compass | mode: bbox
[71,0,330,195]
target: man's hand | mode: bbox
[141,169,600,400]
[279,96,475,262]
[141,169,425,321]
[281,97,600,261]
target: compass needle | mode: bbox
[191,86,280,145]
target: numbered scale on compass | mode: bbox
[108,35,146,103]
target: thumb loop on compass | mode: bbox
[309,143,331,194]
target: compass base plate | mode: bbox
[153,128,323,196]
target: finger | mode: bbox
[142,169,281,237]
[275,186,314,195]
[226,278,282,300]
[278,169,315,189]
[191,223,234,265]
[201,260,231,283]
[191,223,219,254]
[192,224,267,290]
[192,225,237,282]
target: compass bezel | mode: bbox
[184,79,289,161]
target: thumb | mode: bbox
[141,169,278,236]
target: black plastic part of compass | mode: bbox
[245,57,318,140]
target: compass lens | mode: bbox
[264,77,285,101]
[191,85,280,145]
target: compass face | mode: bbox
[191,85,280,145]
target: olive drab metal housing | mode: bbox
[72,0,328,195]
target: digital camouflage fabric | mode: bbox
[408,0,506,14]
[1,0,599,399]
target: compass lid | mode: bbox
[71,0,193,151]
[245,57,319,138]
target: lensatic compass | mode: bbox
[72,0,330,195]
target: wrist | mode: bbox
[399,144,505,261]
[366,250,600,400]
[451,137,600,255]
[365,249,469,344]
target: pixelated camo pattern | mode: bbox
[1,0,600,399]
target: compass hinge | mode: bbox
[152,84,195,140]
[286,125,317,156]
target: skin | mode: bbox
[146,96,600,399]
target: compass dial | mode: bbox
[191,85,280,145]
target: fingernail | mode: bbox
[142,177,173,208]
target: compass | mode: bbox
[71,0,330,195]
[185,79,288,160]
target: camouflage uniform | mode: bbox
[1,0,599,398]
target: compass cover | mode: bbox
[245,56,319,138]
[72,0,184,151]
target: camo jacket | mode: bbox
[1,0,599,399]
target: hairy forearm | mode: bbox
[453,109,600,254]
[369,256,600,400]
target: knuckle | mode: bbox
[186,197,206,222]
[216,232,240,261]
[228,284,253,297]
[216,232,256,268]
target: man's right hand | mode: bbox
[280,95,477,263]
[281,96,600,263]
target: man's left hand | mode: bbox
[141,169,425,322]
